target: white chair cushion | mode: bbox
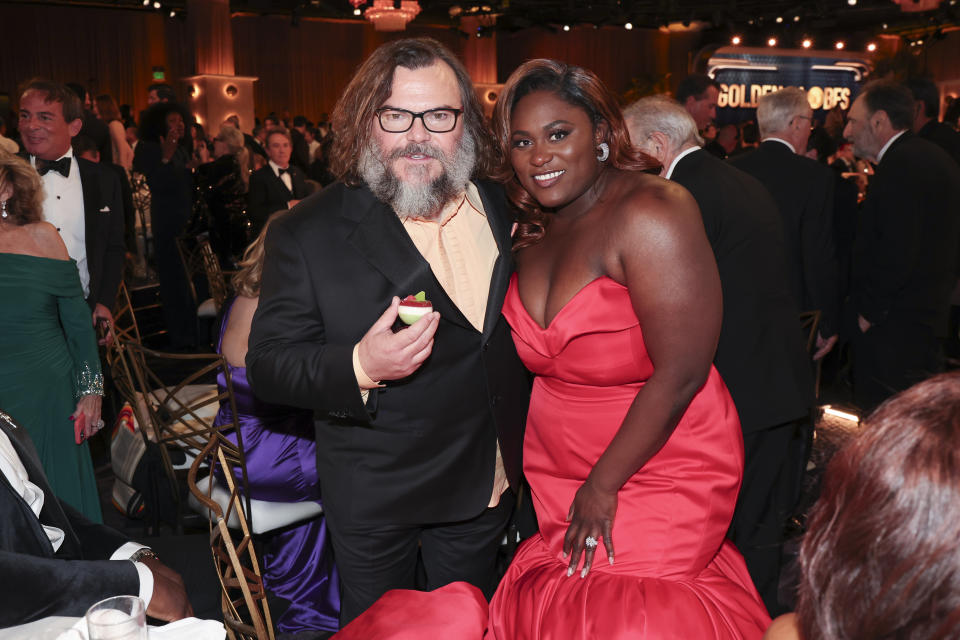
[188,474,324,535]
[197,298,218,318]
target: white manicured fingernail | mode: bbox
[566,567,573,577]
[580,567,588,579]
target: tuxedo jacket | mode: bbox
[672,149,813,433]
[918,119,960,167]
[21,153,126,311]
[246,181,530,526]
[853,132,960,335]
[0,411,137,626]
[730,140,840,337]
[247,164,310,234]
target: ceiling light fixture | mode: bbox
[563,24,571,31]
[776,16,783,23]
[363,0,421,31]
[731,35,742,45]
[835,40,845,49]
[802,38,812,48]
[625,22,633,30]
[867,42,877,51]
[152,1,160,8]
[767,37,777,46]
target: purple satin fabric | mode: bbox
[214,299,340,633]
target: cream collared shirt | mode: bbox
[352,182,509,507]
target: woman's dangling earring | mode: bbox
[1,200,8,219]
[596,142,610,162]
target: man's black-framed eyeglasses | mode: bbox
[375,107,463,133]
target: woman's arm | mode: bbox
[108,120,133,170]
[563,177,722,575]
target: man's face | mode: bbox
[371,62,464,187]
[266,132,292,167]
[147,89,160,105]
[685,85,719,131]
[18,90,82,161]
[843,96,879,161]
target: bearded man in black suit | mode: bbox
[247,127,309,235]
[246,38,529,625]
[730,87,840,361]
[626,95,814,615]
[18,80,125,336]
[844,80,960,410]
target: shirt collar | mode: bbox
[29,150,74,168]
[665,146,700,180]
[763,137,796,154]
[268,159,289,175]
[400,181,486,226]
[877,130,908,164]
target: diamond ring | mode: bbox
[584,536,598,549]
[94,419,105,430]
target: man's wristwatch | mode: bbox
[129,548,159,563]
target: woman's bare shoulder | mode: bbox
[26,222,70,260]
[607,170,700,235]
[763,613,801,640]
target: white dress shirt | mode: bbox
[763,137,797,154]
[269,160,293,193]
[32,152,90,299]
[0,425,154,605]
[877,130,908,164]
[664,146,701,180]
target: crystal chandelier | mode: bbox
[891,0,942,11]
[355,0,422,31]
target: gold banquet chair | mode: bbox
[122,340,231,531]
[189,432,274,640]
[177,233,229,320]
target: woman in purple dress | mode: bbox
[214,213,340,635]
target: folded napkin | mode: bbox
[57,617,225,640]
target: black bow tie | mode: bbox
[277,167,289,176]
[37,157,71,178]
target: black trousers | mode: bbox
[326,491,515,626]
[728,416,812,617]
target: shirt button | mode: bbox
[56,196,61,200]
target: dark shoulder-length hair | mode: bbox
[0,150,44,226]
[491,59,657,250]
[329,37,496,187]
[797,371,960,640]
[137,101,194,151]
[95,94,121,123]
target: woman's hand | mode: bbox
[562,480,617,578]
[160,133,179,163]
[71,394,103,443]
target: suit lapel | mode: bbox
[344,188,473,331]
[273,170,294,199]
[476,181,514,341]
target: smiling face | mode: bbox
[509,90,606,211]
[18,90,82,161]
[371,61,464,186]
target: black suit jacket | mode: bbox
[730,140,840,337]
[22,153,126,311]
[247,181,529,526]
[853,132,960,334]
[672,149,813,432]
[918,120,960,167]
[0,411,138,626]
[247,164,310,234]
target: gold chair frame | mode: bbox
[189,433,274,640]
[176,233,229,313]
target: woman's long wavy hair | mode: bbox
[0,150,44,226]
[231,211,284,298]
[796,371,960,640]
[491,59,657,250]
[328,37,496,187]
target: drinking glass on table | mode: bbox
[85,595,147,640]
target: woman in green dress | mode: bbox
[0,151,104,522]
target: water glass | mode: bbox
[85,595,147,640]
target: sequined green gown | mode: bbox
[0,254,104,522]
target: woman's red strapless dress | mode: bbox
[487,274,770,639]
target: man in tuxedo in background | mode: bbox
[906,77,960,166]
[146,83,175,106]
[18,79,125,335]
[247,128,309,235]
[290,115,312,170]
[730,87,840,361]
[0,409,192,626]
[626,96,814,615]
[247,37,529,625]
[676,73,720,133]
[844,80,960,410]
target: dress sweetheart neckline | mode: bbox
[509,272,626,332]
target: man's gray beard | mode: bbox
[358,133,476,220]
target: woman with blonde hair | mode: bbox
[0,150,104,521]
[211,213,340,635]
[95,93,134,170]
[196,123,251,266]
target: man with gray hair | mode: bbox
[730,87,840,362]
[626,95,814,615]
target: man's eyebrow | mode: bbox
[379,104,460,111]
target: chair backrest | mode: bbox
[177,233,229,312]
[189,434,274,640]
[799,310,821,355]
[198,236,229,310]
[104,281,142,368]
[121,340,243,530]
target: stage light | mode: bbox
[867,42,877,51]
[917,39,924,45]
[563,24,570,31]
[142,0,149,5]
[847,0,856,5]
[625,22,633,30]
[835,40,845,50]
[802,38,812,48]
[793,15,800,22]
[882,23,888,29]
[152,1,160,8]
[767,37,777,47]
[168,9,175,16]
[353,8,361,15]
[731,35,742,45]
[776,16,783,23]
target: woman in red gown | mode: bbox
[485,60,771,638]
